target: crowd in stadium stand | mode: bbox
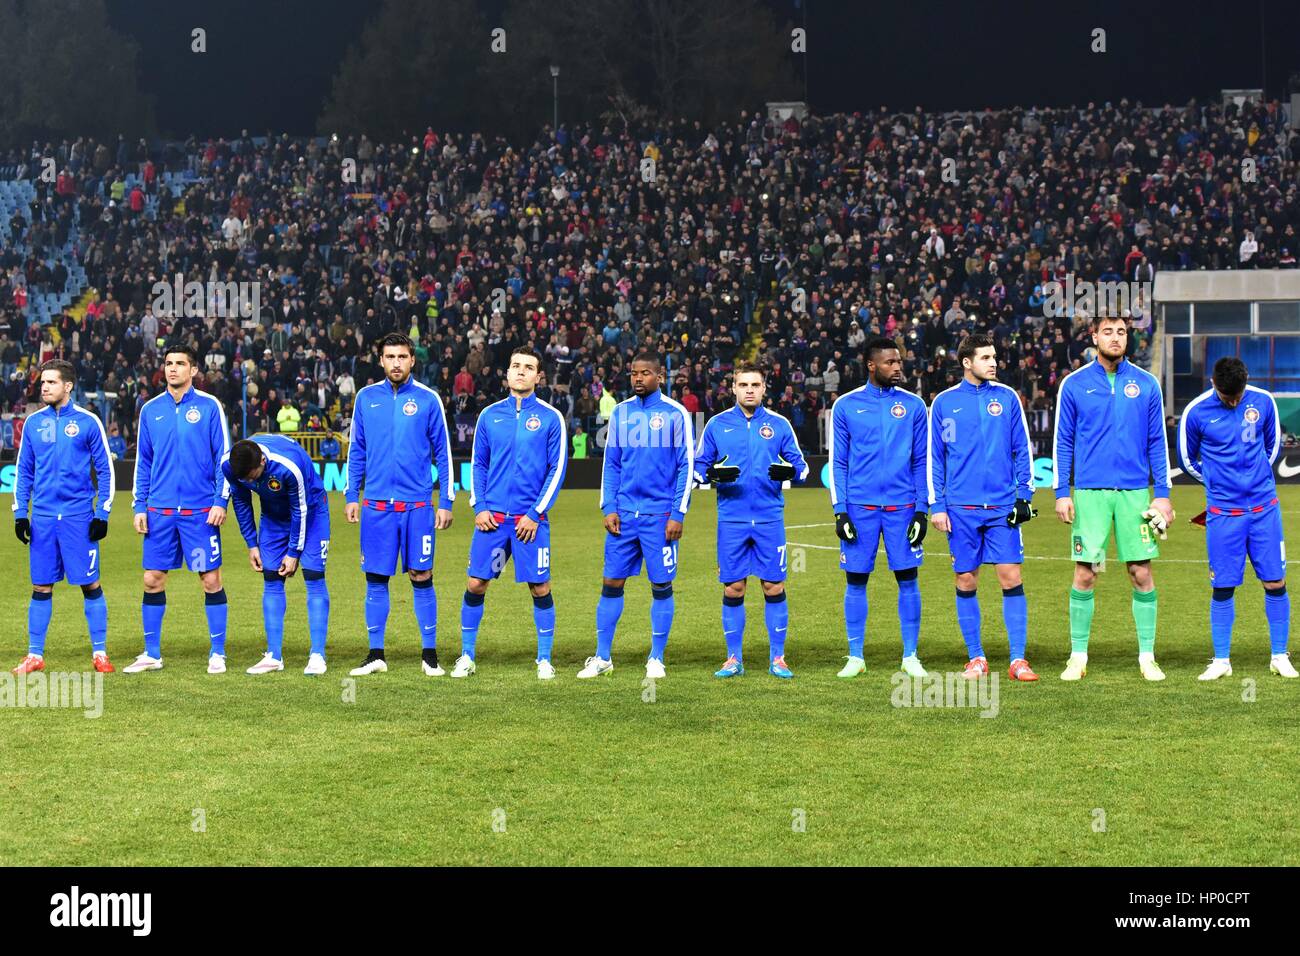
[1,97,1297,461]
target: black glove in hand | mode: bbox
[834,512,857,542]
[89,518,108,541]
[907,513,928,546]
[14,518,30,545]
[706,456,740,483]
[1006,499,1038,527]
[768,461,796,482]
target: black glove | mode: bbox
[1006,499,1038,527]
[14,518,30,545]
[706,456,740,483]
[834,512,857,542]
[89,518,108,541]
[907,513,928,546]
[768,460,796,482]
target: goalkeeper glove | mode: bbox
[705,456,740,483]
[834,512,858,542]
[1141,506,1172,540]
[768,458,796,482]
[1006,499,1038,527]
[89,518,108,541]
[907,513,928,546]
[14,518,30,545]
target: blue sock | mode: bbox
[1264,585,1289,655]
[897,575,921,658]
[722,594,745,661]
[765,591,788,660]
[205,589,228,656]
[649,584,674,661]
[82,587,108,654]
[595,585,624,660]
[365,578,390,649]
[956,588,983,659]
[844,582,867,658]
[1003,584,1028,662]
[262,578,286,660]
[1210,586,1235,658]
[28,591,52,656]
[533,593,555,662]
[304,575,330,656]
[460,590,485,659]
[142,591,166,658]
[412,578,438,650]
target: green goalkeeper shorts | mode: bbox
[1069,488,1160,564]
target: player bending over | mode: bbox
[224,436,332,675]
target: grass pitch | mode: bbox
[2,486,1299,866]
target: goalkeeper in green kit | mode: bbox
[1051,315,1175,681]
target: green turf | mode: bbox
[2,486,1299,866]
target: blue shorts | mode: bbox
[603,514,679,583]
[946,506,1024,573]
[29,512,100,585]
[143,510,223,572]
[261,505,331,573]
[717,520,787,583]
[1206,501,1286,588]
[838,504,923,575]
[360,504,436,576]
[467,517,552,583]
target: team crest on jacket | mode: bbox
[525,414,541,431]
[1244,407,1260,423]
[185,407,201,424]
[648,413,665,430]
[64,421,80,437]
[267,478,282,492]
[1123,381,1140,399]
[759,423,775,439]
[402,399,418,416]
[890,402,906,419]
[986,400,1003,417]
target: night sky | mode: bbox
[106,0,1300,138]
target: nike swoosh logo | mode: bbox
[1210,417,1222,423]
[1086,389,1098,394]
[366,626,380,632]
[154,415,164,420]
[724,428,734,432]
[856,408,867,413]
[493,418,504,423]
[1278,458,1300,479]
[951,408,961,413]
[370,403,381,408]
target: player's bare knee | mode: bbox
[143,570,167,591]
[32,583,54,594]
[1072,563,1096,590]
[995,564,1022,589]
[602,577,626,590]
[80,582,101,596]
[528,581,550,598]
[1127,561,1152,590]
[200,569,223,593]
[409,569,432,583]
[466,577,490,595]
[760,580,784,598]
[1264,579,1286,592]
[723,580,747,598]
[954,570,979,591]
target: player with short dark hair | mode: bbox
[344,332,456,677]
[1053,314,1174,681]
[454,347,567,679]
[1179,357,1295,680]
[829,337,930,678]
[578,352,694,679]
[125,345,232,674]
[928,334,1039,682]
[11,360,116,675]
[223,435,332,676]
[694,361,807,678]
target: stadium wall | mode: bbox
[4,456,1300,499]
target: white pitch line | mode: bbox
[786,522,835,529]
